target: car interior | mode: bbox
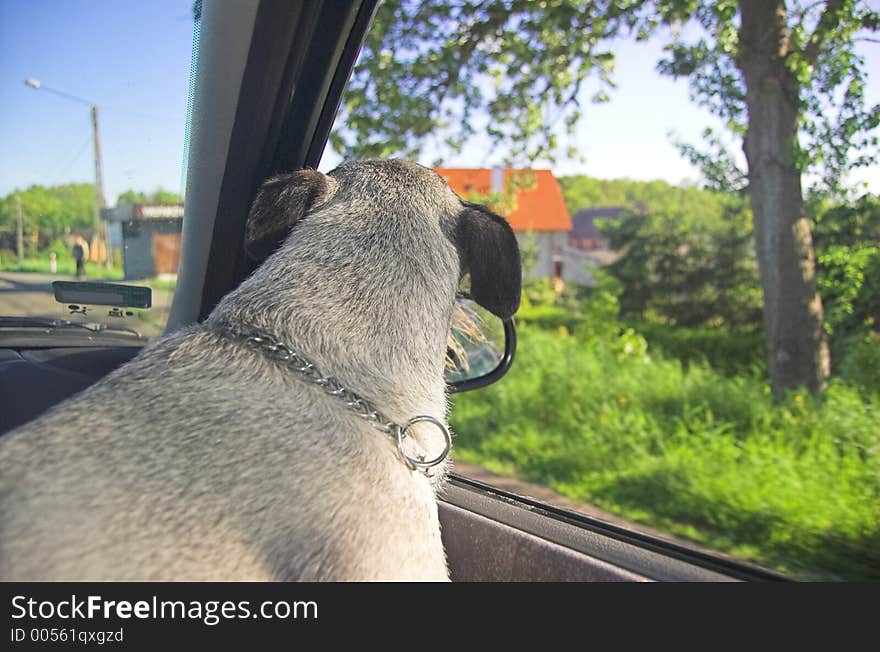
[0,0,786,582]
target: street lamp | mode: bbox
[24,78,111,268]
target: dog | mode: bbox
[0,159,521,581]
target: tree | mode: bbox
[656,1,878,397]
[115,189,181,206]
[150,190,182,204]
[596,184,763,329]
[334,0,879,398]
[558,174,763,328]
[0,184,94,241]
[331,0,646,164]
[115,190,148,205]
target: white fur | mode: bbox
[0,159,482,581]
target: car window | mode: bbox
[321,1,880,581]
[0,0,197,339]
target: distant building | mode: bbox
[101,204,183,279]
[568,207,623,251]
[564,206,624,286]
[436,167,572,286]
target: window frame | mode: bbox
[173,0,788,582]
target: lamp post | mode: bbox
[24,78,111,268]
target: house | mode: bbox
[101,203,183,279]
[563,206,624,285]
[569,206,623,252]
[435,167,572,286]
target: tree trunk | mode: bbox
[737,0,830,399]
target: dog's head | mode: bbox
[244,159,521,320]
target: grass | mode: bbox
[449,325,880,580]
[143,277,178,292]
[0,257,124,280]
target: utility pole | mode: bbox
[15,194,23,263]
[91,105,111,267]
[25,79,112,268]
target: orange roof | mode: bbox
[435,168,572,232]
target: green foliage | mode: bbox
[560,175,878,345]
[837,332,880,396]
[657,0,880,195]
[520,266,624,341]
[334,1,878,192]
[630,320,766,376]
[474,276,878,576]
[558,174,716,212]
[597,188,763,329]
[813,193,880,342]
[151,190,181,204]
[0,184,94,238]
[115,189,181,205]
[0,185,181,252]
[672,127,747,194]
[115,190,148,205]
[450,325,880,579]
[818,244,879,334]
[331,0,650,164]
[44,237,75,263]
[520,267,765,375]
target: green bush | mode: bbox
[813,194,880,344]
[519,274,766,376]
[630,321,766,376]
[517,304,585,332]
[520,272,624,341]
[450,325,880,579]
[44,237,75,263]
[837,333,880,397]
[818,243,880,340]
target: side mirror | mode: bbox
[445,294,516,393]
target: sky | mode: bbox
[1,0,879,204]
[0,0,195,203]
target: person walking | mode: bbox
[72,236,89,279]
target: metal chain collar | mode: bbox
[215,322,452,476]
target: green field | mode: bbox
[449,323,880,580]
[0,257,124,280]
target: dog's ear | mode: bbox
[245,169,332,263]
[455,203,522,319]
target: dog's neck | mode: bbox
[206,213,460,423]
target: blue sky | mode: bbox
[2,0,879,204]
[0,0,195,203]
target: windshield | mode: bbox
[0,1,197,339]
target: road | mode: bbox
[0,272,172,338]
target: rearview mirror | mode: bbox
[445,295,516,393]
